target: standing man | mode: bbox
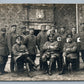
[0,28,9,75]
[72,27,80,42]
[21,26,27,44]
[80,27,84,62]
[24,28,37,71]
[37,25,48,70]
[57,27,67,71]
[9,25,18,72]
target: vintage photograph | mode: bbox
[0,4,84,81]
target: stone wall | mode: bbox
[78,4,84,33]
[55,4,76,31]
[0,4,27,34]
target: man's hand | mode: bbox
[66,48,71,52]
[19,53,23,56]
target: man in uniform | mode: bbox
[0,28,9,75]
[9,25,18,72]
[37,25,48,70]
[21,26,27,44]
[12,35,37,77]
[24,28,37,71]
[59,34,78,75]
[57,27,67,71]
[48,25,60,71]
[80,27,84,62]
[41,34,60,75]
[71,27,80,69]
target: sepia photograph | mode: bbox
[0,4,84,81]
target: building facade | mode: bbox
[0,4,83,35]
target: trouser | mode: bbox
[28,54,36,71]
[58,53,63,71]
[42,53,60,72]
[16,54,36,72]
[10,53,24,72]
[39,52,44,70]
[0,56,8,73]
[52,57,60,70]
[62,57,77,73]
[81,50,84,62]
[10,53,15,72]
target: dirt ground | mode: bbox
[0,57,84,81]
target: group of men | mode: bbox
[0,24,84,77]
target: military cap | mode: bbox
[1,28,6,32]
[66,33,72,38]
[21,26,26,29]
[11,25,17,27]
[41,25,46,28]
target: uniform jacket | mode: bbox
[43,41,60,55]
[12,43,28,60]
[37,31,48,51]
[24,34,37,55]
[8,32,18,53]
[72,33,79,42]
[63,42,78,59]
[79,32,84,50]
[21,34,27,44]
[0,33,9,56]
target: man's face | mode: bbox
[51,26,55,30]
[16,37,22,45]
[46,25,51,30]
[29,30,34,35]
[72,28,76,33]
[60,28,65,33]
[49,36,54,42]
[11,26,16,32]
[41,25,46,32]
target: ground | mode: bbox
[0,57,84,81]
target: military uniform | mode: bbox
[0,30,9,74]
[12,43,29,72]
[80,32,84,62]
[37,31,48,52]
[56,32,67,71]
[24,34,37,62]
[42,40,60,75]
[37,31,48,69]
[72,33,80,69]
[8,32,18,72]
[61,41,78,74]
[21,34,27,44]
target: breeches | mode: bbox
[0,56,8,72]
[63,57,77,71]
[81,50,84,62]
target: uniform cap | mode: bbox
[11,25,17,27]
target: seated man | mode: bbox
[12,36,37,77]
[41,34,60,75]
[59,34,78,75]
